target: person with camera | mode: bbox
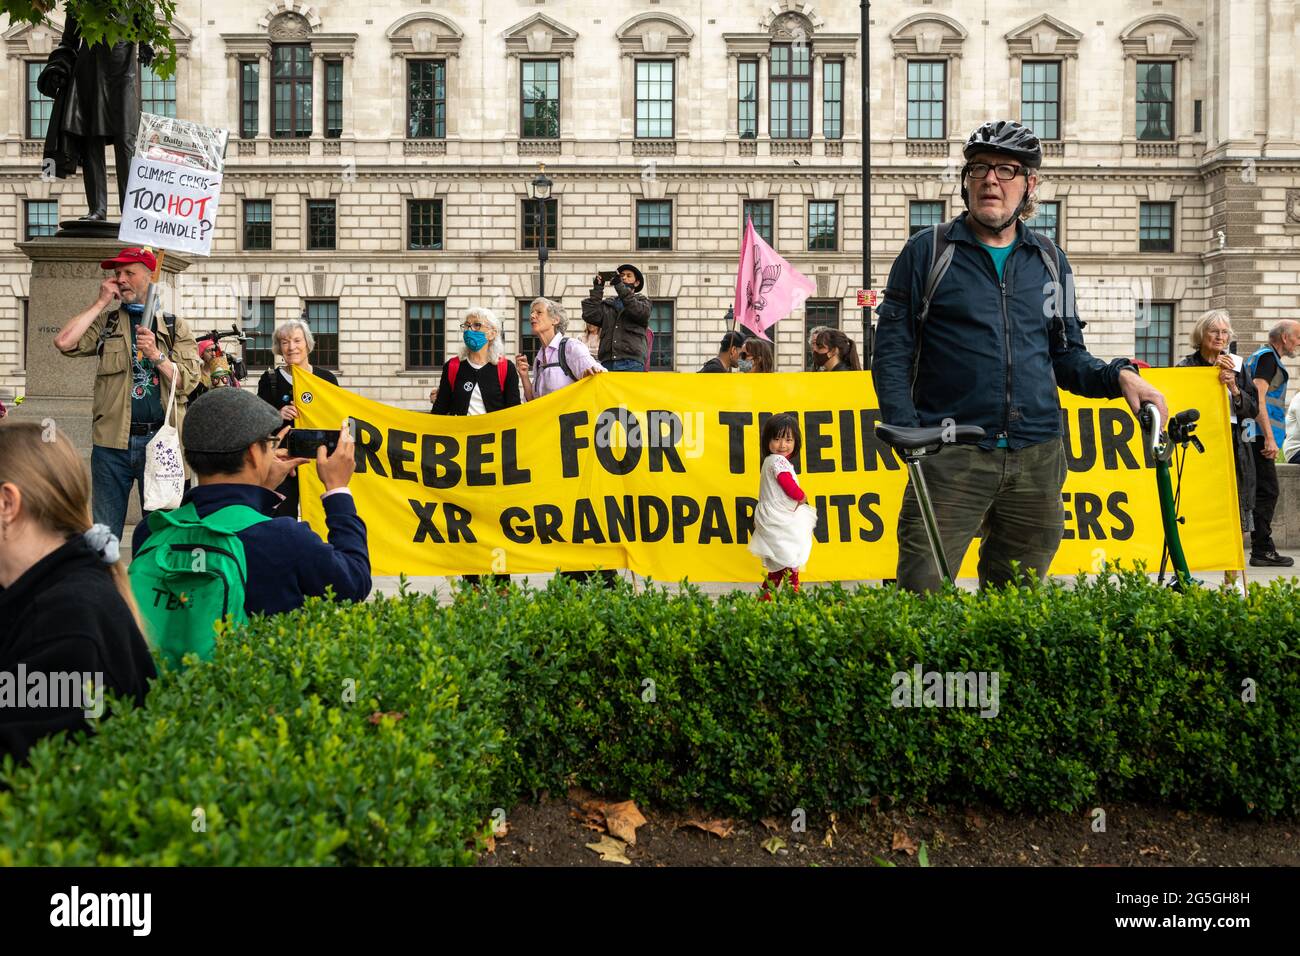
[131,388,369,618]
[582,264,652,372]
[53,247,202,541]
[256,318,338,518]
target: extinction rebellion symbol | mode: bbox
[300,392,314,404]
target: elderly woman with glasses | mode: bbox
[428,307,522,415]
[1176,309,1258,589]
[256,317,337,518]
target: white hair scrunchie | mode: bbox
[83,524,121,565]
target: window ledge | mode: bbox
[404,140,448,156]
[1042,141,1064,158]
[905,140,949,157]
[20,140,43,157]
[739,140,758,156]
[1136,142,1179,158]
[633,139,677,156]
[269,140,311,156]
[518,139,562,156]
[825,141,844,157]
[771,139,813,156]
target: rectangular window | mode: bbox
[1021,61,1060,141]
[518,299,542,361]
[408,200,443,251]
[804,301,840,370]
[1136,61,1175,141]
[324,60,342,139]
[743,199,774,246]
[240,61,259,139]
[24,200,58,240]
[1193,98,1202,134]
[637,200,673,251]
[26,62,52,139]
[522,198,558,250]
[240,297,277,369]
[648,301,674,371]
[908,201,945,237]
[769,43,811,139]
[243,200,272,251]
[140,64,177,118]
[906,60,946,140]
[307,200,335,251]
[305,300,339,370]
[1139,202,1174,253]
[407,60,446,139]
[823,60,844,140]
[808,201,838,251]
[521,60,560,139]
[635,61,674,139]
[1135,302,1174,367]
[738,59,758,139]
[272,44,312,139]
[405,300,445,371]
[1027,201,1060,243]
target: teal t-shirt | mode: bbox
[978,239,1017,280]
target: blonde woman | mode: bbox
[0,421,156,762]
[1176,310,1257,589]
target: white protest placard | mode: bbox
[118,113,229,257]
[118,158,222,255]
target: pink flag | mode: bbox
[734,217,816,341]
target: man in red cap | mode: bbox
[53,247,201,540]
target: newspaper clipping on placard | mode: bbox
[118,113,230,256]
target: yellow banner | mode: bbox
[294,367,1242,580]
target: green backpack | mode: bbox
[129,502,270,669]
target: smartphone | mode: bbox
[284,421,353,459]
[598,271,618,283]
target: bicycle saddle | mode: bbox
[874,422,986,452]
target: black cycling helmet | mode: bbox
[963,120,1043,168]
[961,120,1042,232]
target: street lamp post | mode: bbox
[861,0,873,369]
[527,164,553,298]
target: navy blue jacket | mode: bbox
[132,483,371,617]
[874,214,1133,449]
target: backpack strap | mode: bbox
[910,219,957,391]
[556,337,578,382]
[496,359,509,393]
[446,356,461,389]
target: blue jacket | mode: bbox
[874,214,1133,450]
[132,484,371,617]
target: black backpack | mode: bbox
[911,219,1066,389]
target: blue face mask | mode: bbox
[738,358,754,373]
[124,302,144,318]
[463,329,488,351]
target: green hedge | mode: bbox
[1,572,1297,865]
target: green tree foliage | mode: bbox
[4,1,179,77]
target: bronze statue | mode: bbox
[37,7,150,222]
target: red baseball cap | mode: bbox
[100,247,157,272]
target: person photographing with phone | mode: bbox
[130,388,370,644]
[53,247,202,541]
[582,264,652,372]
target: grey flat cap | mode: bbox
[183,387,284,454]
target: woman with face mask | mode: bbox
[0,421,156,763]
[809,327,863,372]
[429,307,522,416]
[738,338,774,373]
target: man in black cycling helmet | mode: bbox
[874,120,1169,593]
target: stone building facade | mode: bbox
[1,1,1297,408]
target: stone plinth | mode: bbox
[1277,463,1299,550]
[10,238,193,460]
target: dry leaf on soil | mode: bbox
[602,800,647,845]
[760,817,782,832]
[680,818,734,839]
[586,835,632,864]
[892,830,918,856]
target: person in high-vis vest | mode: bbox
[1246,320,1300,567]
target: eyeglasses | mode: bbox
[966,163,1026,182]
[1207,327,1232,337]
[459,321,488,332]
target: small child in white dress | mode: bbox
[748,413,818,598]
